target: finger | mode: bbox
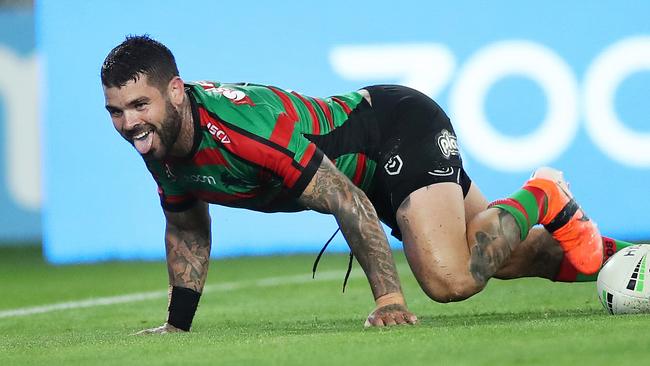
[382,314,397,326]
[373,317,385,327]
[405,313,418,325]
[365,313,385,328]
[393,313,407,325]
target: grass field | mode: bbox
[1,245,648,366]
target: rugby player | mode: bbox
[101,35,622,333]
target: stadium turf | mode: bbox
[0,245,647,366]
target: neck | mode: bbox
[169,94,195,158]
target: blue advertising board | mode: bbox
[0,9,40,243]
[39,1,650,263]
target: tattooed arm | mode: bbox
[163,201,212,292]
[136,201,211,334]
[298,157,417,327]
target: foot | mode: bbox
[524,167,603,274]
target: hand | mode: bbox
[364,303,418,327]
[133,322,186,335]
[364,292,418,328]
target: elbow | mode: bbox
[334,187,374,220]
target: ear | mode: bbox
[167,76,185,106]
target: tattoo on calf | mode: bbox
[469,209,520,284]
[299,160,402,299]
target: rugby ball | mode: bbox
[597,244,650,314]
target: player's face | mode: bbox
[103,75,182,160]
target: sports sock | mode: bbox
[489,186,547,241]
[554,236,638,282]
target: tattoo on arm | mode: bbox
[469,208,520,284]
[164,202,212,293]
[298,158,402,299]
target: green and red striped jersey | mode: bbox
[145,81,377,212]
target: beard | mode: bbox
[157,100,183,155]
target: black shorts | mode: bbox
[364,85,472,240]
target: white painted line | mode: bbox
[0,269,364,319]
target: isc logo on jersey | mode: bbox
[207,122,231,144]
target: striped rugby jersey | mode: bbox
[145,81,378,212]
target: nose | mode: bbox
[123,109,142,131]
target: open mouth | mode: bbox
[132,128,155,155]
[133,130,151,140]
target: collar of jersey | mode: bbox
[182,87,203,160]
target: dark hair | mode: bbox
[101,34,179,89]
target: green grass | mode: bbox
[0,246,647,366]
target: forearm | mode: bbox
[165,223,212,292]
[298,157,404,302]
[335,193,403,301]
[161,222,211,331]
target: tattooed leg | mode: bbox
[464,181,565,282]
[467,208,521,285]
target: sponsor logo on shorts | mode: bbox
[427,167,454,177]
[384,154,403,176]
[436,129,459,159]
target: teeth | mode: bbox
[134,130,150,140]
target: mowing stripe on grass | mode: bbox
[0,269,363,319]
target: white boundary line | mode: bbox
[0,269,363,319]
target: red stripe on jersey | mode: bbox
[164,193,195,204]
[198,106,303,189]
[268,87,298,148]
[193,147,229,167]
[352,153,367,187]
[269,113,295,149]
[291,92,320,135]
[314,98,334,130]
[298,143,317,167]
[331,97,352,114]
[193,189,256,203]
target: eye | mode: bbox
[135,102,148,111]
[108,108,123,118]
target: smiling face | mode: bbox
[104,74,182,160]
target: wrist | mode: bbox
[167,286,202,331]
[374,292,406,308]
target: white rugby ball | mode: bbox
[597,244,650,314]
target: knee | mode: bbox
[419,276,482,303]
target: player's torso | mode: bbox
[150,82,381,212]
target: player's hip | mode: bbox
[362,84,471,240]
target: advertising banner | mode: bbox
[39,1,650,263]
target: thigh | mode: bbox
[463,182,489,248]
[464,182,489,219]
[396,182,478,300]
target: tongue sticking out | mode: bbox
[134,131,154,155]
